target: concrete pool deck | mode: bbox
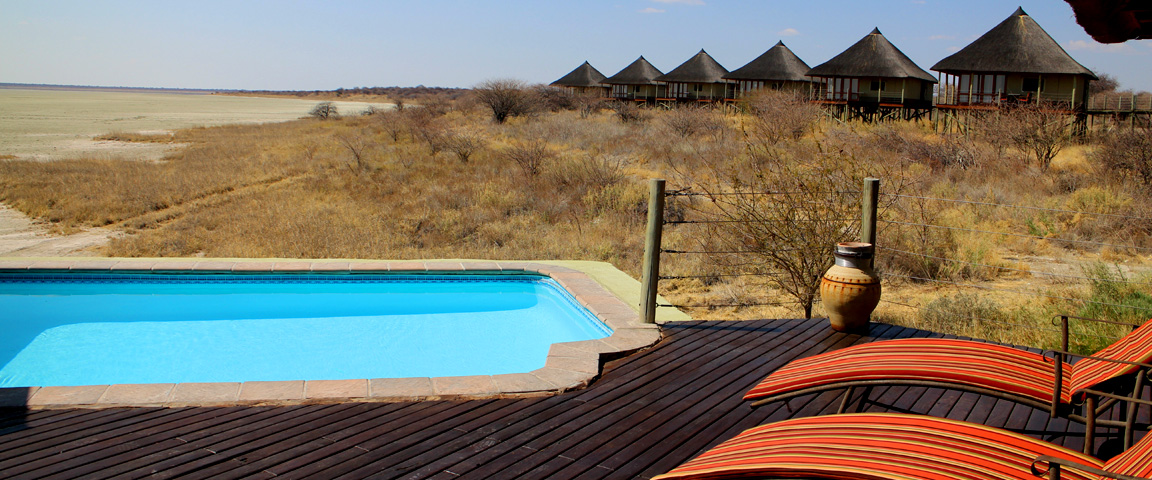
[0,258,685,409]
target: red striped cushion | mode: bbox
[1068,319,1152,397]
[744,339,1071,405]
[652,414,1100,480]
[1102,432,1152,479]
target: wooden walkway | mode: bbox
[1,318,1147,479]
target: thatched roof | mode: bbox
[932,8,1097,78]
[551,61,608,88]
[1066,0,1152,43]
[603,56,665,85]
[724,42,813,82]
[806,28,937,83]
[656,50,729,84]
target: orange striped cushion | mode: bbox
[744,339,1071,405]
[652,414,1100,480]
[1068,319,1152,397]
[1102,432,1152,479]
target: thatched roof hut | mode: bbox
[1065,0,1152,43]
[807,28,936,82]
[603,56,667,102]
[933,8,1096,108]
[806,28,936,107]
[723,41,813,96]
[604,56,664,85]
[933,8,1095,76]
[551,61,608,88]
[656,49,732,101]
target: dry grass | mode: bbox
[1,98,1150,350]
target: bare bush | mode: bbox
[684,137,898,318]
[662,106,727,139]
[741,89,822,145]
[337,134,372,171]
[1003,104,1071,170]
[611,101,649,124]
[1096,127,1152,186]
[309,102,339,120]
[503,141,554,176]
[473,79,538,124]
[444,128,487,163]
[402,108,448,155]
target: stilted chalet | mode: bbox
[550,61,609,97]
[655,50,732,102]
[723,41,814,97]
[932,8,1097,111]
[807,28,937,120]
[603,56,667,103]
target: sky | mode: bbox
[3,0,1151,92]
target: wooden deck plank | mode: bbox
[518,320,832,480]
[431,320,787,479]
[0,318,1120,479]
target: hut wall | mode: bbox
[1005,74,1088,105]
[666,82,731,101]
[734,80,811,97]
[610,84,665,101]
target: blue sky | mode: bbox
[3,0,1150,91]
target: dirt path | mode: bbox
[0,204,116,257]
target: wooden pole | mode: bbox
[861,178,880,268]
[640,178,666,324]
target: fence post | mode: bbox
[860,178,880,267]
[640,178,666,324]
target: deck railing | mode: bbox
[1087,93,1152,112]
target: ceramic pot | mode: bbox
[821,242,881,332]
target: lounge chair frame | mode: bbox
[750,315,1152,453]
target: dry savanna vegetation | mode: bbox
[1,85,1150,352]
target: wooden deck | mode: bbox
[1,318,1147,479]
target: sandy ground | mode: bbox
[0,204,115,257]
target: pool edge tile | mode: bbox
[431,376,498,397]
[306,379,368,399]
[232,262,275,272]
[369,377,435,399]
[492,373,558,394]
[531,367,593,391]
[239,381,305,401]
[27,385,108,406]
[99,383,176,406]
[170,382,242,405]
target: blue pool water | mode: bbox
[0,273,612,387]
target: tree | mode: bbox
[1003,104,1071,171]
[309,102,339,120]
[473,79,537,123]
[1096,127,1152,185]
[1090,72,1120,95]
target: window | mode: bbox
[870,81,886,91]
[1022,77,1042,92]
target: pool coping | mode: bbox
[0,259,663,410]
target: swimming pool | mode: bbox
[0,272,612,388]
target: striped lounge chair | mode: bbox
[744,319,1152,452]
[653,413,1152,480]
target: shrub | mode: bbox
[741,89,821,145]
[1095,127,1152,186]
[473,79,537,124]
[444,128,486,163]
[661,106,727,139]
[611,101,649,124]
[309,102,339,120]
[502,140,554,176]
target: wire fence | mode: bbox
[649,181,1152,350]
